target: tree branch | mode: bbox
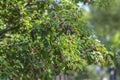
[0,26,19,37]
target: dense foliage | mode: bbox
[0,0,113,79]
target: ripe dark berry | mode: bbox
[20,12,24,17]
[59,22,64,26]
[71,30,76,34]
[84,0,89,4]
[67,26,72,30]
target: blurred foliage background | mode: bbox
[89,0,120,79]
[74,0,120,80]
